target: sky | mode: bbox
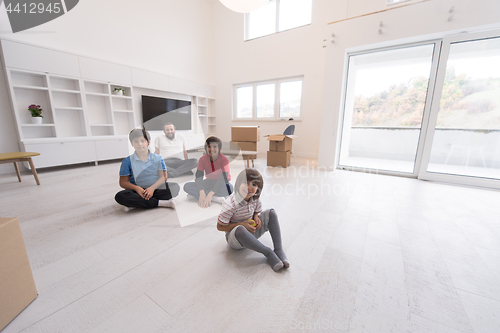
[351,38,500,98]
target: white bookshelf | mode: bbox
[110,86,134,136]
[5,69,135,167]
[196,96,216,137]
[1,39,216,168]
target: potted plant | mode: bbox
[112,87,125,96]
[28,104,43,124]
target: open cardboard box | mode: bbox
[0,217,38,331]
[266,134,297,152]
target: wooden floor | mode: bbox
[1,157,500,333]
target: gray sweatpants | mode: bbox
[225,209,272,250]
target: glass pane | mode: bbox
[236,86,253,118]
[279,80,302,118]
[247,1,276,40]
[256,83,275,118]
[338,44,435,173]
[427,37,500,179]
[279,0,312,32]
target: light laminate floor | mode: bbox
[1,157,500,333]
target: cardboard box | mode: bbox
[230,141,257,159]
[267,134,296,152]
[267,151,291,168]
[231,126,260,142]
[0,218,38,331]
[230,141,257,152]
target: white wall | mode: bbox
[0,0,214,83]
[211,0,500,163]
[211,0,344,158]
[0,0,214,174]
[0,61,20,168]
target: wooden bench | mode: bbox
[240,150,258,168]
[0,152,41,185]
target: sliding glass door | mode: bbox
[338,29,500,189]
[338,43,438,175]
[420,31,500,188]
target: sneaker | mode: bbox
[123,206,135,212]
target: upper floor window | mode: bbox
[245,0,312,40]
[234,77,303,120]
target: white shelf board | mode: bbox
[13,85,49,91]
[21,124,55,127]
[111,95,132,99]
[85,92,110,97]
[54,107,84,110]
[51,89,81,94]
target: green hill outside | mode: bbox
[352,68,500,130]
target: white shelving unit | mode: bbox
[84,80,113,137]
[196,96,216,137]
[110,85,134,136]
[1,40,216,169]
[5,68,135,168]
[50,75,86,138]
[10,70,55,140]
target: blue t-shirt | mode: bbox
[119,151,166,188]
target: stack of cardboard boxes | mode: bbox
[266,134,296,168]
[230,126,260,167]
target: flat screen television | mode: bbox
[141,95,192,131]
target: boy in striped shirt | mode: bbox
[217,169,289,271]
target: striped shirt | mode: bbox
[218,192,262,226]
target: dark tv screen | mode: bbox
[141,95,192,131]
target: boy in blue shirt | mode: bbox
[115,129,180,210]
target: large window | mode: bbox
[245,0,312,40]
[234,77,303,120]
[338,44,435,174]
[338,29,500,189]
[425,36,500,180]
